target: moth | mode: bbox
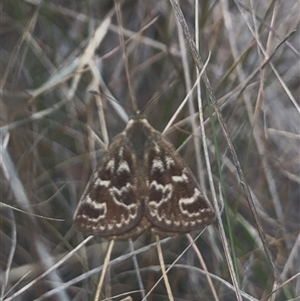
[74,113,215,240]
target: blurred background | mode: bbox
[1,1,299,300]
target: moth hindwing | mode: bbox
[74,114,215,239]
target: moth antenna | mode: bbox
[140,78,179,115]
[139,94,160,115]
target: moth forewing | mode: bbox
[73,133,148,239]
[141,120,215,234]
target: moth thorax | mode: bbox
[126,121,150,161]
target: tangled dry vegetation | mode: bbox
[1,1,299,300]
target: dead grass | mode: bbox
[1,1,299,300]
